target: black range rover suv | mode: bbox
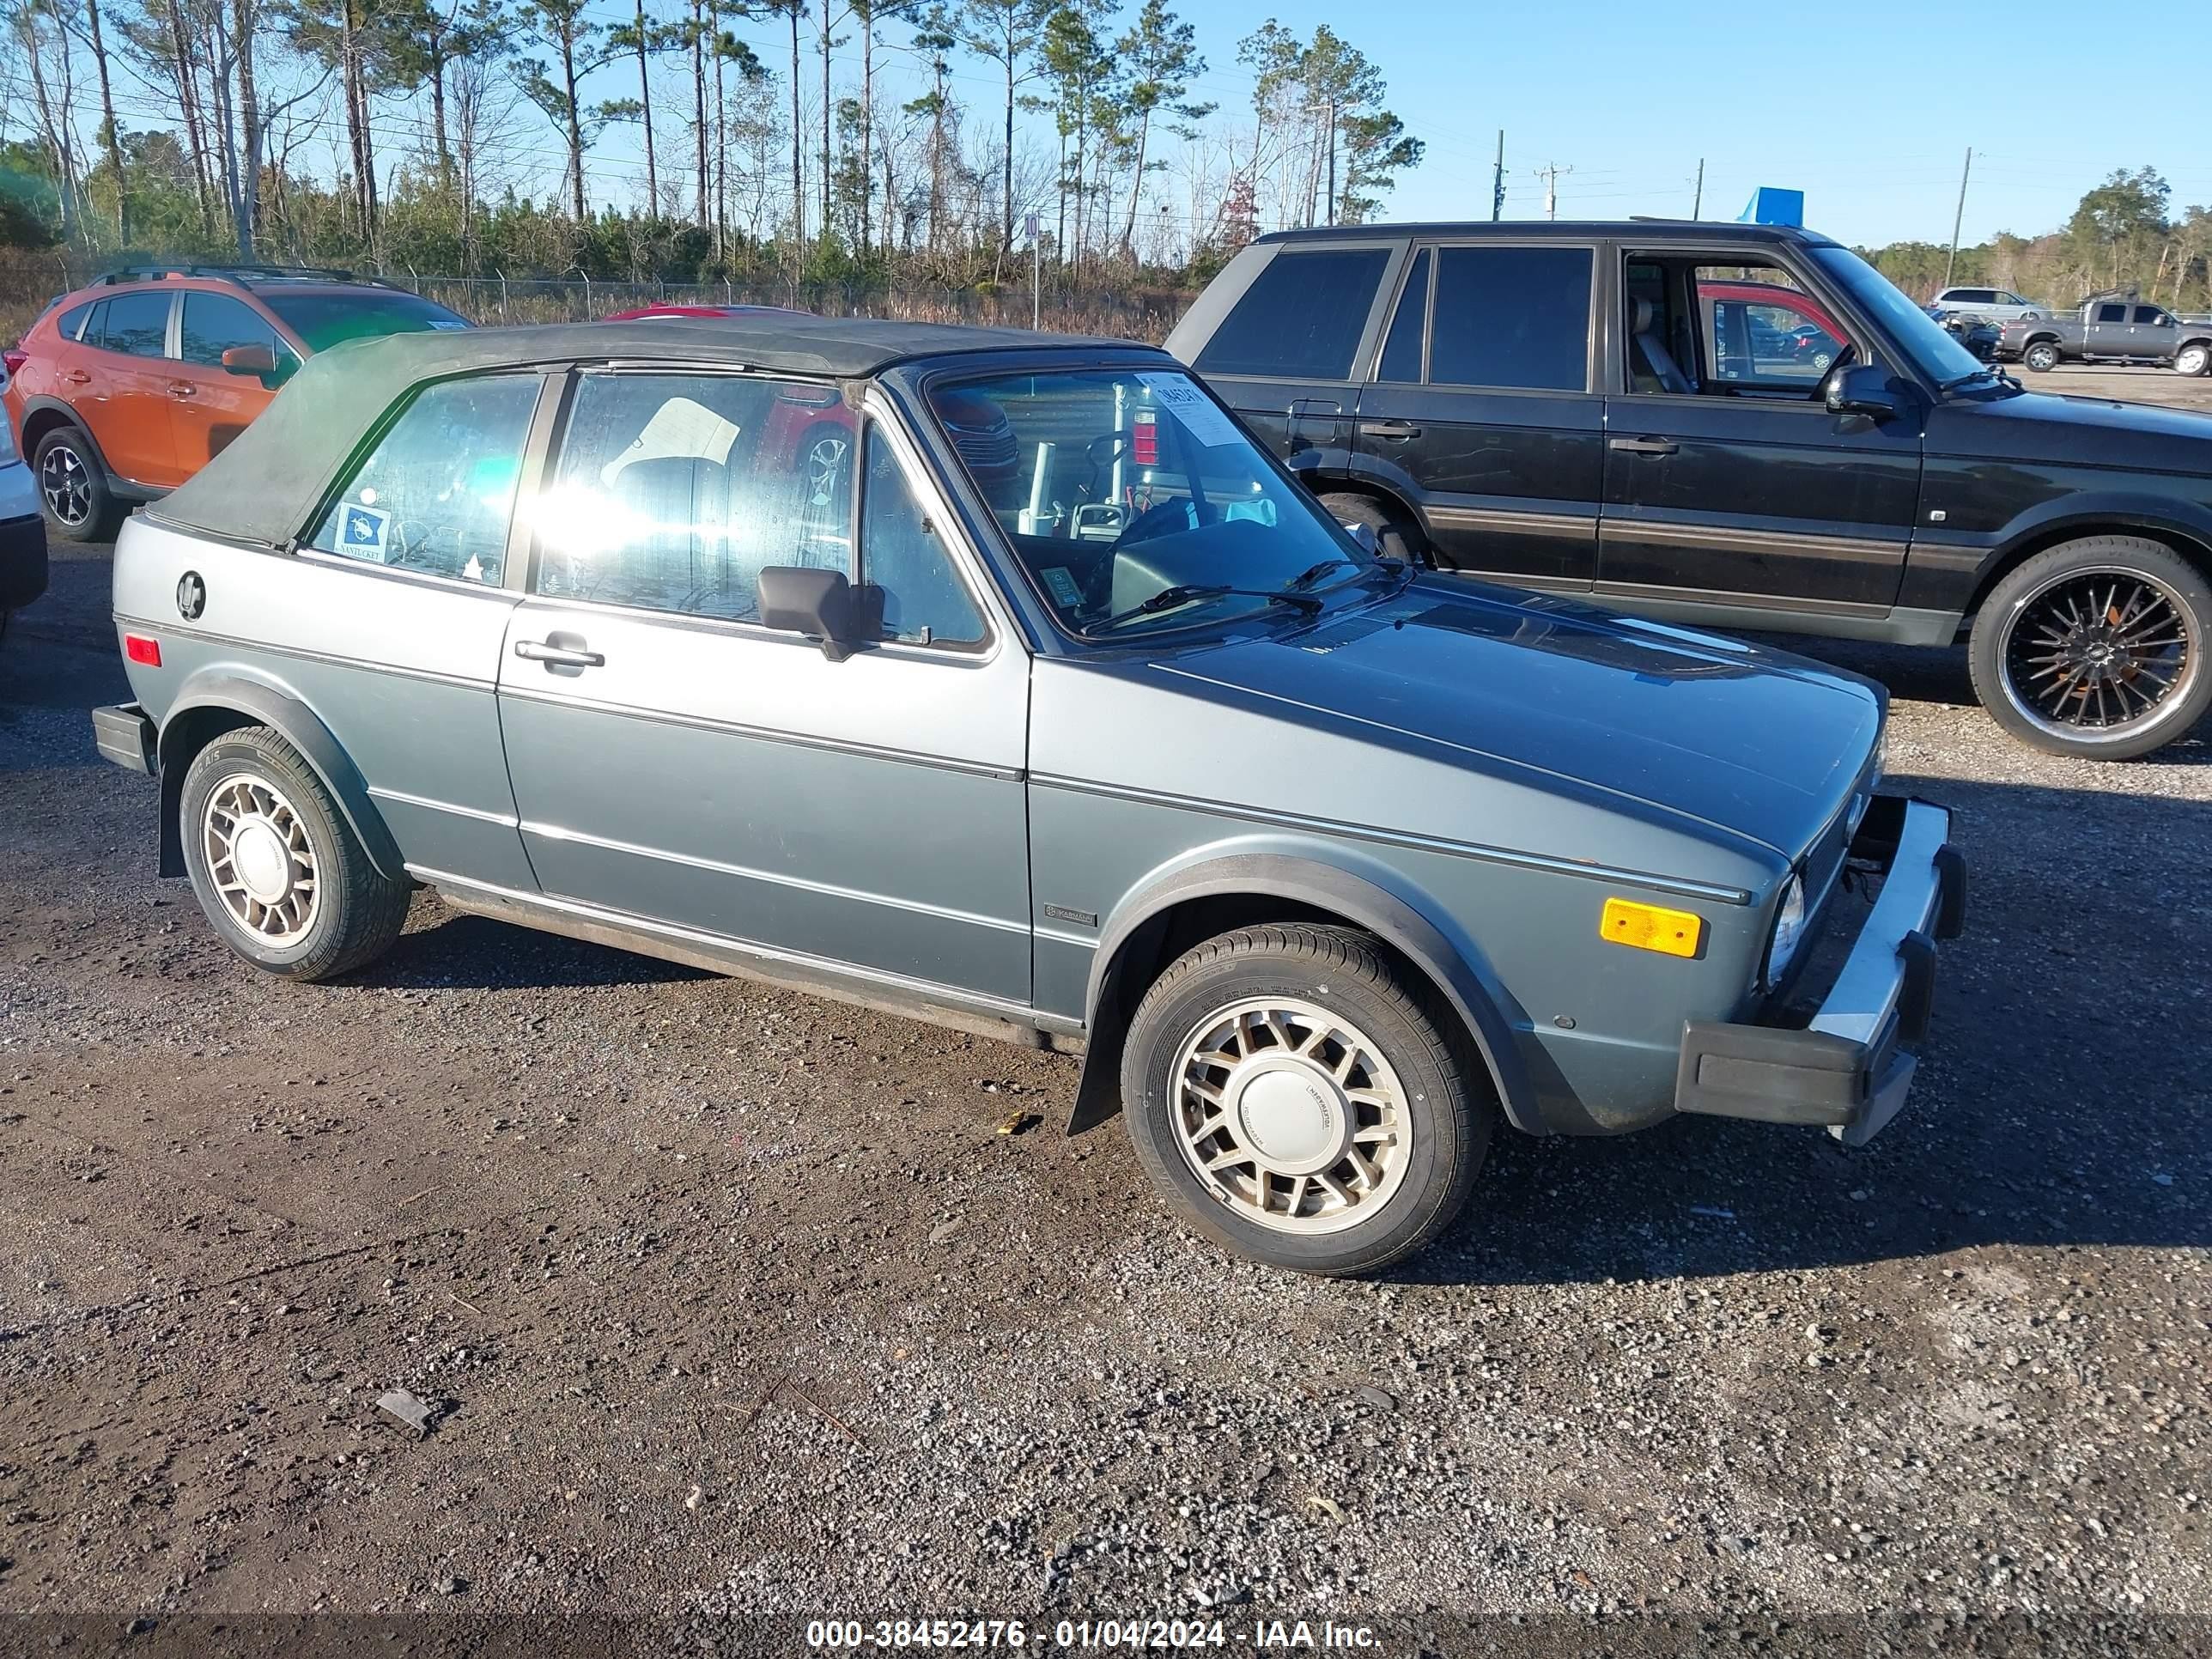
[1166,222,2212,761]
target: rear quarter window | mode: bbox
[1193,247,1389,380]
[1428,245,1594,392]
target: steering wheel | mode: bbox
[1113,497,1204,551]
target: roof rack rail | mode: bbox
[89,263,403,289]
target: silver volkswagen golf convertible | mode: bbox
[92,317,1963,1274]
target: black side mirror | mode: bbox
[1826,363,1906,422]
[758,565,860,660]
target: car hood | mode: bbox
[1159,579,1882,860]
[1933,386,2212,468]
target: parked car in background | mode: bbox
[1929,286,2045,325]
[1996,295,2212,375]
[1167,220,2212,760]
[3,265,471,543]
[1928,306,2002,362]
[88,314,1962,1276]
[0,357,47,636]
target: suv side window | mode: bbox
[2132,306,2168,325]
[1375,248,1430,382]
[305,374,538,583]
[94,291,173,357]
[57,302,94,341]
[535,371,855,624]
[180,292,300,380]
[859,424,986,647]
[2096,303,2128,323]
[1428,246,1592,392]
[1192,247,1389,380]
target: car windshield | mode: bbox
[926,367,1376,637]
[263,290,471,352]
[1808,246,1989,386]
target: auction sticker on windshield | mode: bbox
[1139,373,1243,450]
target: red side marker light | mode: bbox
[125,634,161,666]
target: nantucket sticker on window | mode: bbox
[1137,373,1244,451]
[339,501,392,562]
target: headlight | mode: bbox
[0,415,15,465]
[1765,874,1808,988]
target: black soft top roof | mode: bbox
[149,314,1161,549]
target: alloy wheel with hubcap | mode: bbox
[2177,343,2211,378]
[2024,343,2060,373]
[40,442,92,527]
[1121,923,1490,1275]
[202,773,322,945]
[1971,535,2212,760]
[1170,996,1409,1235]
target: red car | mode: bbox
[1696,278,1851,379]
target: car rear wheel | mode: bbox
[2022,342,2061,374]
[179,726,413,980]
[2175,343,2211,378]
[1318,492,1425,565]
[1119,924,1490,1276]
[33,428,119,542]
[1968,536,2212,761]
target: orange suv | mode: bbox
[3,264,470,541]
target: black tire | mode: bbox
[2022,341,2061,374]
[1967,536,2212,761]
[1319,491,1426,565]
[32,427,120,542]
[2174,343,2212,379]
[1120,923,1491,1276]
[179,726,412,981]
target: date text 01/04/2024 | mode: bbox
[801,1618,1384,1650]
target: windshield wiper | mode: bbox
[1285,557,1356,590]
[1940,364,2002,392]
[1085,583,1322,635]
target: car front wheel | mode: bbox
[1968,536,2212,760]
[1319,492,1425,565]
[2176,343,2211,378]
[33,428,119,542]
[179,726,414,980]
[1119,923,1490,1276]
[2022,342,2061,373]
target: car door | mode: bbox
[1185,241,1395,467]
[170,291,298,476]
[494,368,1034,1004]
[1353,240,1604,590]
[1599,251,1923,618]
[2087,302,2130,358]
[2129,305,2177,362]
[77,289,182,489]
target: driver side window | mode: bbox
[1622,258,1855,399]
[307,374,540,583]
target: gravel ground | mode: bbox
[1,527,2207,1655]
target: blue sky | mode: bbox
[1126,0,2210,246]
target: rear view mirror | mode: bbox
[758,566,860,660]
[222,343,277,377]
[1826,364,1905,422]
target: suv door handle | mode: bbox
[167,381,196,399]
[514,639,605,669]
[1365,420,1422,441]
[1609,436,1679,457]
[64,370,92,386]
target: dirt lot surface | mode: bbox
[3,444,2209,1652]
[2005,359,2212,413]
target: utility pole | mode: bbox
[1943,147,1972,290]
[1491,130,1505,222]
[1692,158,1704,218]
[1539,161,1571,221]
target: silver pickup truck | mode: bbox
[1999,295,2212,376]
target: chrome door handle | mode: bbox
[1609,436,1678,456]
[514,639,605,668]
[1366,420,1422,441]
[167,382,196,398]
[64,370,91,385]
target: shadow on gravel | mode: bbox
[1397,769,2212,1287]
[353,908,714,992]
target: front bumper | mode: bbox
[1674,795,1965,1148]
[0,501,46,613]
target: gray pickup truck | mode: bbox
[1998,294,2212,375]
